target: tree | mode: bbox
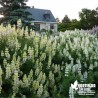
[79,8,98,29]
[62,15,70,24]
[58,8,98,31]
[0,0,33,26]
[71,19,78,23]
[56,17,60,23]
[58,15,81,31]
[58,23,67,32]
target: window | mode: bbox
[34,24,40,31]
[44,14,50,19]
[43,11,50,21]
[50,24,54,29]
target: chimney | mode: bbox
[32,6,34,8]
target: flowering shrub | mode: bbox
[0,24,98,98]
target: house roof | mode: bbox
[27,7,56,22]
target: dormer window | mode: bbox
[43,11,50,21]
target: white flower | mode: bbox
[5,63,11,79]
[1,51,4,57]
[35,67,40,76]
[69,87,74,98]
[22,74,29,87]
[22,52,27,63]
[89,64,93,70]
[33,80,39,91]
[83,71,88,80]
[37,84,43,97]
[13,71,19,92]
[3,58,7,67]
[28,69,33,83]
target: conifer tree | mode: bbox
[0,0,33,26]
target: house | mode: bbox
[27,7,58,32]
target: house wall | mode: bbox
[40,23,50,31]
[54,24,58,32]
[32,22,58,32]
[40,23,58,32]
[40,23,46,30]
[46,23,50,31]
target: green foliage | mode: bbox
[58,7,98,31]
[79,8,98,29]
[58,21,81,31]
[62,15,71,23]
[0,0,33,26]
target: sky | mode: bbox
[0,0,98,20]
[27,0,98,21]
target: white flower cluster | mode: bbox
[5,63,11,79]
[69,87,74,98]
[0,24,98,97]
[13,71,19,93]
